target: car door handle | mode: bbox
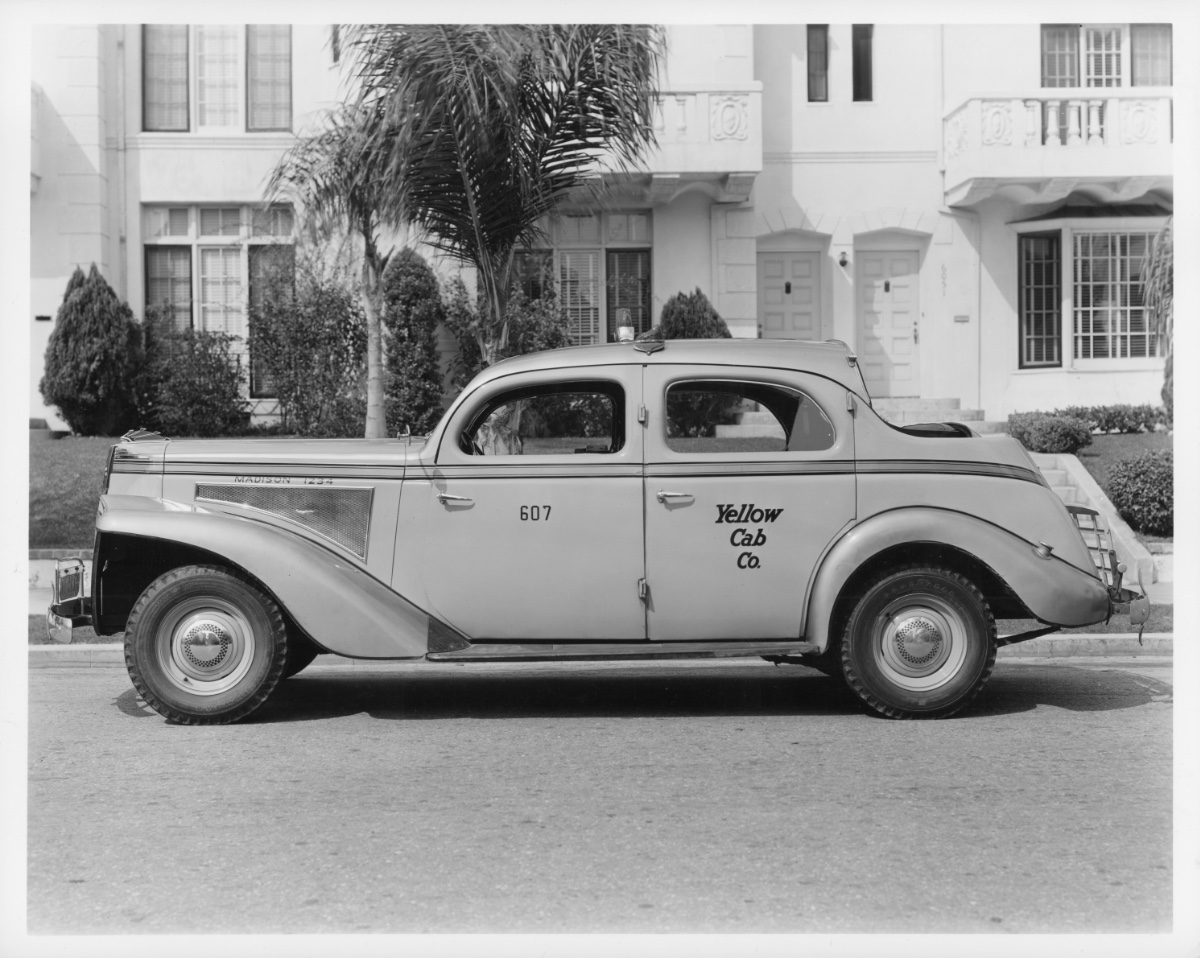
[437,493,474,505]
[656,490,693,503]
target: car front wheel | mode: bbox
[124,565,288,725]
[841,566,996,719]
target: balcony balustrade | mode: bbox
[590,84,762,205]
[943,90,1172,207]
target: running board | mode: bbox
[427,640,820,663]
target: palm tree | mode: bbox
[1141,217,1173,422]
[343,24,664,366]
[267,103,397,438]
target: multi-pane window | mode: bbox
[1018,234,1062,368]
[807,25,828,102]
[142,204,294,396]
[1040,24,1172,87]
[143,24,292,133]
[143,26,189,131]
[851,25,873,102]
[1073,232,1158,360]
[515,212,652,346]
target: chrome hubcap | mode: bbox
[873,593,968,692]
[157,599,255,696]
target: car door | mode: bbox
[421,366,646,641]
[642,365,856,641]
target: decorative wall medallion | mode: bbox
[711,96,749,141]
[944,114,968,160]
[1120,100,1158,144]
[981,101,1012,146]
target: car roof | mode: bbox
[475,339,867,393]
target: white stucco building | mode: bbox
[30,22,1173,429]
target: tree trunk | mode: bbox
[362,254,387,439]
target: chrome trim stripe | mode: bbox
[646,461,853,478]
[112,462,162,474]
[423,464,644,480]
[856,459,1042,484]
[166,462,403,480]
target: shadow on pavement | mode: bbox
[113,660,1169,725]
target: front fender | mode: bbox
[97,496,429,658]
[804,507,1109,653]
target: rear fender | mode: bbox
[805,507,1109,652]
[97,496,429,658]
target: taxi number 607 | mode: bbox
[520,505,551,521]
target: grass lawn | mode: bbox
[1073,431,1173,544]
[29,436,114,548]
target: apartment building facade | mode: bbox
[30,23,1173,429]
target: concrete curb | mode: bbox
[29,635,1175,667]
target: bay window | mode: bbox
[1016,217,1166,370]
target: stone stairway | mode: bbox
[869,397,985,425]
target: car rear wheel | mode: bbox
[124,565,288,725]
[841,566,996,719]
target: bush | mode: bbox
[1049,403,1165,434]
[249,260,368,437]
[381,249,444,436]
[443,280,570,388]
[1108,450,1173,535]
[659,287,731,340]
[1007,412,1093,454]
[139,314,248,438]
[659,289,738,436]
[40,265,144,436]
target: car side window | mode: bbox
[461,382,624,456]
[664,380,835,454]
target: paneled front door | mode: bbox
[857,251,920,398]
[758,252,822,339]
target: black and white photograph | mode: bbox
[3,1,1196,955]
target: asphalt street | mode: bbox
[27,658,1173,934]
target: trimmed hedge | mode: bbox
[382,249,444,436]
[1006,412,1093,454]
[1050,404,1163,434]
[1108,450,1173,536]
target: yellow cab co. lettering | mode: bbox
[716,504,782,570]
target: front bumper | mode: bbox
[46,558,92,644]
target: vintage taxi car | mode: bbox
[48,336,1149,723]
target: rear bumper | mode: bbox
[46,558,92,644]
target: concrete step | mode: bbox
[1051,486,1078,505]
[1041,469,1067,486]
[890,409,985,424]
[1030,453,1059,468]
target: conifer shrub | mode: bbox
[1006,412,1093,454]
[381,249,445,436]
[659,287,731,340]
[40,265,143,436]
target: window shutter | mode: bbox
[559,251,601,345]
[247,25,292,131]
[1131,24,1172,86]
[605,251,651,341]
[143,25,189,131]
[145,247,193,332]
[196,25,240,127]
[1040,25,1079,87]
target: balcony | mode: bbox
[943,90,1172,207]
[588,84,763,206]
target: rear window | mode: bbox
[664,380,835,454]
